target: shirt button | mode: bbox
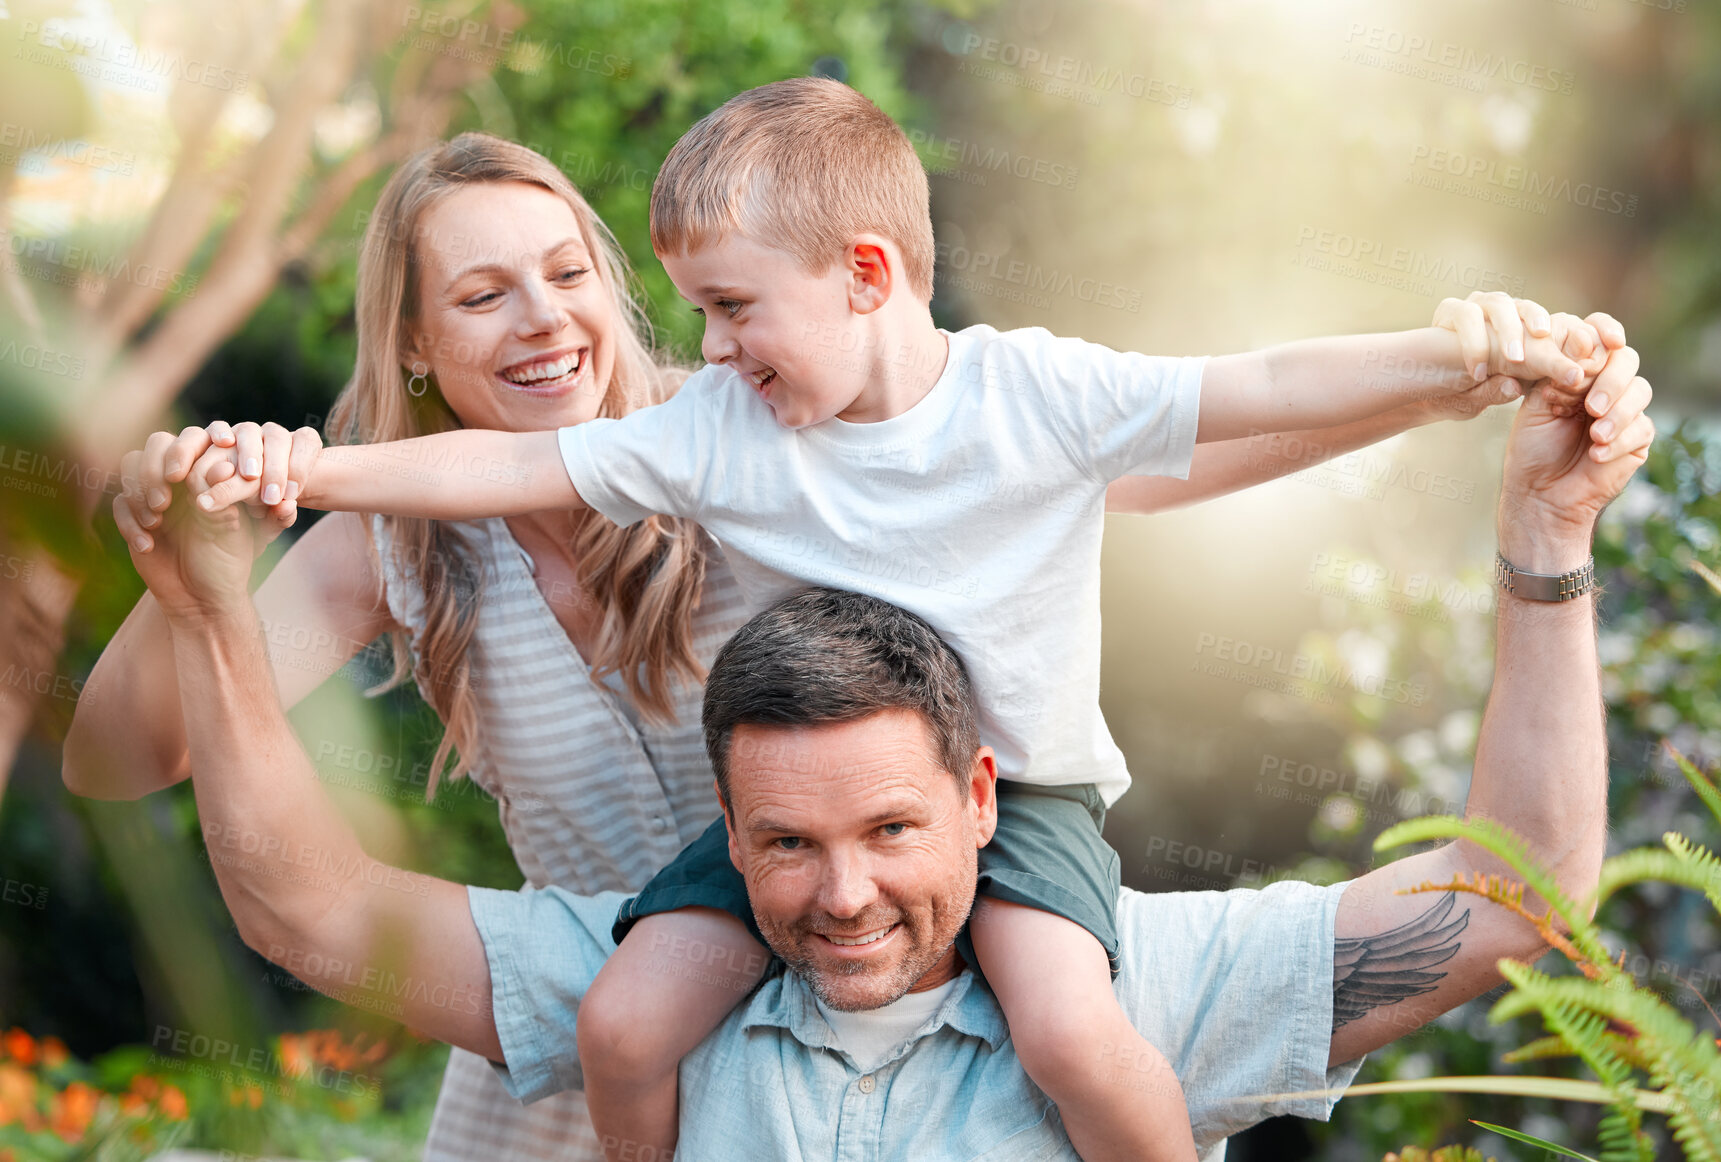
[653,817,670,831]
[857,1075,876,1094]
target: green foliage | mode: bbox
[1370,749,1721,1161]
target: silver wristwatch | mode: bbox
[1494,552,1597,601]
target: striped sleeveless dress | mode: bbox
[370,515,749,1161]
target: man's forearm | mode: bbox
[305,429,576,520]
[166,599,380,946]
[1462,524,1607,901]
[164,597,503,1058]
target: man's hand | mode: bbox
[1431,292,1622,404]
[1497,342,1653,569]
[114,448,279,622]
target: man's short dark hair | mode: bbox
[703,588,980,804]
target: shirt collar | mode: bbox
[739,965,1007,1055]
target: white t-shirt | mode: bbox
[813,976,961,1073]
[557,324,1205,804]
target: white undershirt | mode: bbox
[813,976,962,1073]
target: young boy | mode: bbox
[187,80,1606,1162]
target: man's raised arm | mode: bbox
[1326,343,1654,1068]
[124,467,505,1062]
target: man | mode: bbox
[122,337,1651,1160]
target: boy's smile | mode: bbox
[660,232,948,429]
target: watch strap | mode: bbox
[1494,552,1597,602]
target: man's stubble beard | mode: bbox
[755,846,978,1013]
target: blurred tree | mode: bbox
[0,0,524,797]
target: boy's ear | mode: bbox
[845,233,895,315]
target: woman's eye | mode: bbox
[461,291,500,308]
[717,299,742,317]
[555,266,589,284]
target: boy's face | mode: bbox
[662,235,873,429]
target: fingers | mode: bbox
[1584,311,1627,350]
[1550,312,1600,365]
[284,426,323,506]
[190,444,259,513]
[117,449,159,548]
[113,489,154,555]
[257,422,294,507]
[1473,290,1526,365]
[231,421,265,485]
[162,425,219,486]
[1592,411,1655,464]
[1590,376,1654,461]
[1433,297,1491,382]
[1584,344,1641,418]
[137,431,181,519]
[1514,296,1553,339]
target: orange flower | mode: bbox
[0,1030,35,1068]
[157,1084,187,1121]
[278,1032,312,1079]
[49,1081,100,1142]
[119,1093,148,1116]
[38,1038,68,1070]
[129,1075,160,1101]
[0,1063,37,1127]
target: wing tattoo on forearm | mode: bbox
[1332,893,1470,1030]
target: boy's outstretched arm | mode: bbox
[1197,327,1586,444]
[173,424,585,521]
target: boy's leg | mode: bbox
[969,898,1197,1162]
[578,907,769,1162]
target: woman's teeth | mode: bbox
[502,352,581,386]
[825,925,893,947]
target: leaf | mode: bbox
[1470,1120,1601,1162]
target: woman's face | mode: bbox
[402,181,618,432]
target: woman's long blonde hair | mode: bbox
[327,132,710,798]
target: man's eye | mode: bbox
[880,823,908,838]
[775,836,803,851]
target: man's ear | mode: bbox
[969,747,999,847]
[845,233,895,315]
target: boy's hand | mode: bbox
[190,422,323,519]
[1432,292,1623,398]
[126,421,322,532]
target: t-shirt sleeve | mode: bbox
[556,368,722,526]
[1113,879,1364,1154]
[1019,330,1205,482]
[466,885,630,1103]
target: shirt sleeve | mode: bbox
[556,367,723,526]
[1016,329,1206,483]
[466,885,630,1103]
[1113,879,1364,1153]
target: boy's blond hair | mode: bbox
[650,77,935,302]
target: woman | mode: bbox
[66,132,750,1161]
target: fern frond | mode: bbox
[1377,816,1612,968]
[1593,847,1721,913]
[1491,963,1651,1161]
[1664,833,1721,914]
[1668,743,1721,833]
[1494,965,1721,1162]
[1408,872,1595,972]
[1503,1035,1577,1064]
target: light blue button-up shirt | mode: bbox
[470,879,1366,1161]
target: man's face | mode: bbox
[724,710,997,1011]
